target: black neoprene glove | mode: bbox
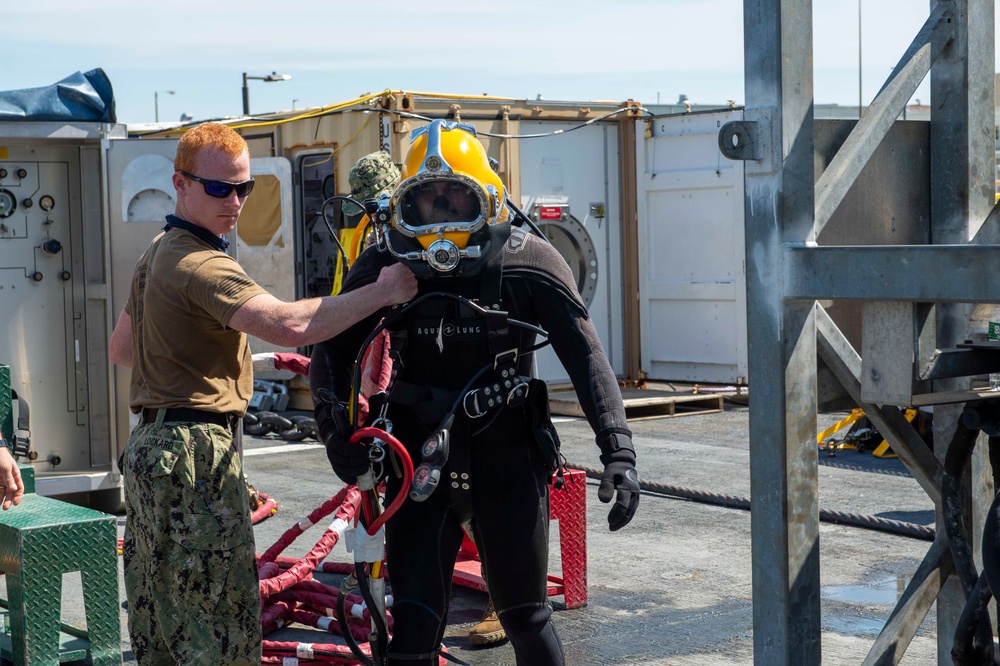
[315,396,369,485]
[597,432,640,531]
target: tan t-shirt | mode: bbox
[124,227,268,416]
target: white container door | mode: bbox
[636,110,748,384]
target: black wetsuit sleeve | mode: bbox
[512,277,631,442]
[309,248,395,405]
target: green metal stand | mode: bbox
[0,494,120,665]
[17,463,33,495]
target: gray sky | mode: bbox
[4,1,976,124]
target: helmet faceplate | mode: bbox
[384,120,509,275]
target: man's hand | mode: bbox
[597,433,639,531]
[375,263,418,307]
[0,447,24,510]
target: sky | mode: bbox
[3,1,989,125]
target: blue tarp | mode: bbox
[0,69,116,122]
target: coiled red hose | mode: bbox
[349,427,413,535]
[259,487,361,599]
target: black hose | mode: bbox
[337,576,373,666]
[941,421,983,597]
[319,195,356,274]
[951,571,995,666]
[565,463,936,541]
[983,446,1000,655]
[505,197,550,242]
[355,562,390,666]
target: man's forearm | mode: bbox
[231,262,414,348]
[287,280,392,347]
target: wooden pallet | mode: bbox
[548,387,726,421]
[287,376,314,411]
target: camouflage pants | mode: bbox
[122,415,261,665]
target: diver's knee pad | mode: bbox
[499,603,565,666]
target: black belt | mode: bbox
[142,407,237,431]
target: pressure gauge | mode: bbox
[39,195,54,212]
[0,189,15,218]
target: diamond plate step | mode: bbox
[0,493,120,665]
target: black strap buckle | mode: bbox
[463,390,488,419]
[12,430,31,458]
[493,348,518,370]
[505,381,530,408]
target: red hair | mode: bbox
[174,122,248,173]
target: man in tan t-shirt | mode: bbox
[108,122,416,665]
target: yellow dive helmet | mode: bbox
[384,119,510,275]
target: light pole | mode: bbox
[155,90,175,122]
[242,72,292,116]
[857,0,862,119]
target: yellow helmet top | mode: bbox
[391,120,508,243]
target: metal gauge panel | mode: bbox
[0,148,91,472]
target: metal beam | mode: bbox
[928,1,994,660]
[920,347,1000,380]
[785,245,1000,302]
[813,2,953,237]
[744,0,820,663]
[862,535,953,666]
[815,305,943,504]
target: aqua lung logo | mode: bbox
[444,323,481,336]
[414,319,483,340]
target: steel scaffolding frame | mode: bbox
[729,0,997,663]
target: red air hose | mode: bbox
[349,427,413,536]
[252,492,279,523]
[259,487,361,598]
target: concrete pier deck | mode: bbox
[4,401,939,665]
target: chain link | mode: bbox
[243,411,319,441]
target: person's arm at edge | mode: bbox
[109,309,133,368]
[229,262,416,348]
[0,446,23,510]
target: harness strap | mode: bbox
[10,390,30,457]
[462,369,531,419]
[478,235,506,308]
[446,417,474,525]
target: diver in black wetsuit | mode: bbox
[310,119,640,666]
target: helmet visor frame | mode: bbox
[391,173,493,239]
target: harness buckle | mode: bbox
[367,417,392,462]
[505,381,530,407]
[463,391,488,419]
[494,348,518,370]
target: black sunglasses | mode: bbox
[177,170,255,199]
